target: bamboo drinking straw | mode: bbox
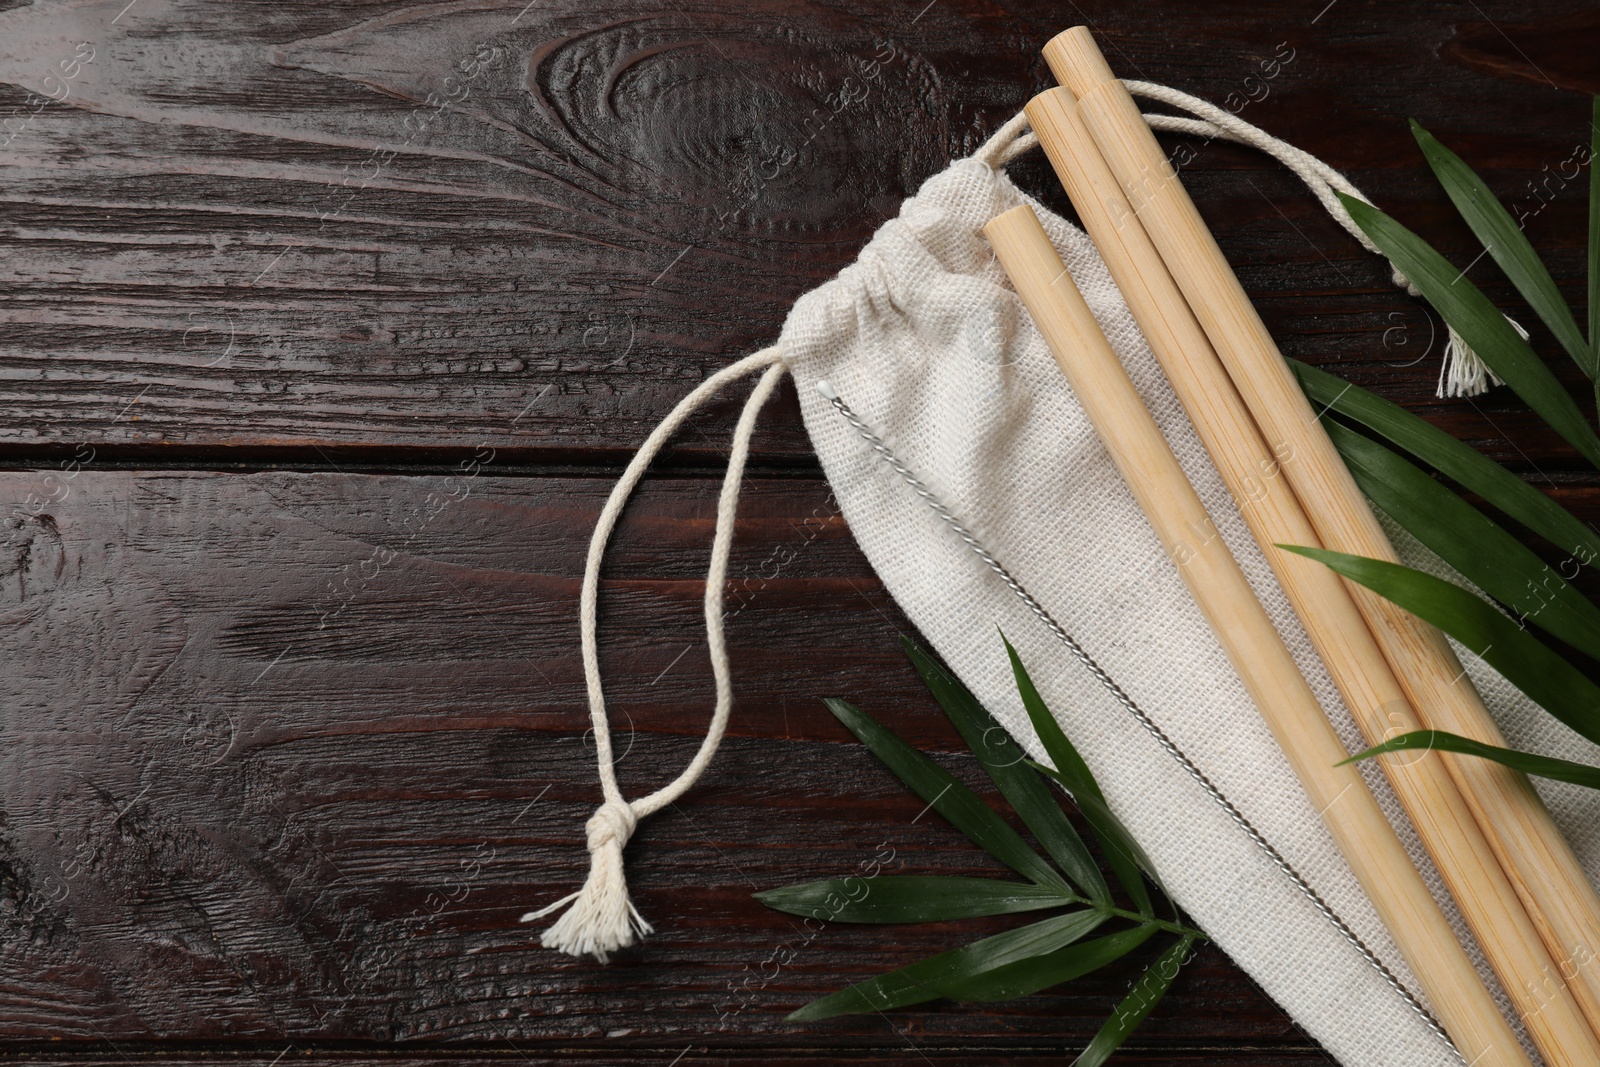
[1022,84,1600,1063]
[984,203,1528,1067]
[1044,25,1600,1038]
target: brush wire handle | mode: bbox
[815,379,1455,1052]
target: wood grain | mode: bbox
[0,469,1326,1060]
[3,0,1599,1062]
[0,0,1590,467]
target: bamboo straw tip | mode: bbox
[980,204,1040,244]
[1023,84,1078,121]
[1042,26,1115,96]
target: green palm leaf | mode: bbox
[824,698,1071,892]
[1073,935,1197,1067]
[755,875,1071,923]
[1340,192,1600,467]
[1292,360,1600,570]
[1341,729,1600,791]
[1004,636,1157,914]
[904,636,1110,904]
[940,925,1159,1003]
[787,908,1109,1019]
[1413,121,1591,375]
[1325,418,1600,660]
[767,640,1201,1050]
[1280,546,1600,747]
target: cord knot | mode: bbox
[1389,264,1422,299]
[520,798,651,963]
[585,798,638,853]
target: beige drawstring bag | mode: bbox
[529,86,1600,1067]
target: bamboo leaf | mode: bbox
[940,924,1159,1003]
[1279,546,1600,747]
[1413,121,1591,374]
[903,636,1110,904]
[787,908,1109,1019]
[1291,360,1600,571]
[1341,729,1600,791]
[1004,636,1102,803]
[1325,418,1600,660]
[1073,935,1196,1067]
[755,876,1072,924]
[1027,761,1162,902]
[824,698,1071,891]
[1003,636,1156,915]
[1339,192,1600,468]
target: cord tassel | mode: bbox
[1107,83,1526,405]
[1437,316,1523,399]
[522,799,649,962]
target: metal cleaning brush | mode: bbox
[814,378,1455,1054]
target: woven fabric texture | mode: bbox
[777,153,1600,1066]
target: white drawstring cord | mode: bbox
[1124,82,1401,276]
[976,109,1039,169]
[979,82,1512,397]
[526,345,787,961]
[545,78,1519,964]
[1124,81,1511,399]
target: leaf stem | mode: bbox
[1069,893,1205,940]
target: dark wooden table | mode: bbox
[0,0,1595,1062]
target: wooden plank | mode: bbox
[0,1,1591,463]
[6,2,1600,1062]
[0,469,1333,1058]
[0,1050,1335,1066]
